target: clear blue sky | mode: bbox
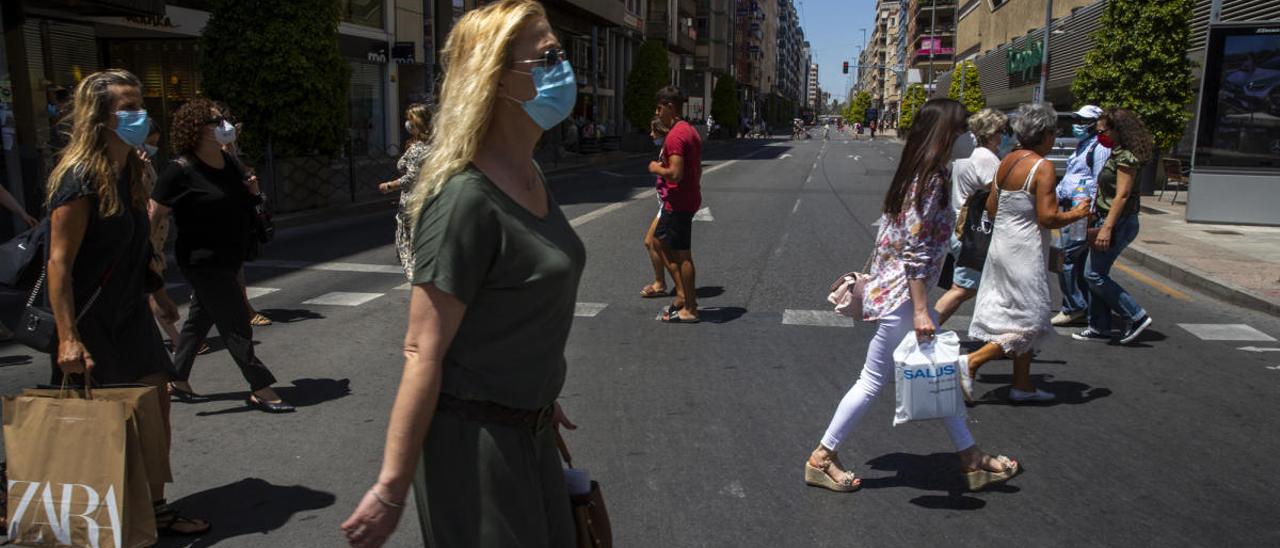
[797,0,878,104]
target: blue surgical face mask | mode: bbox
[654,137,664,147]
[1072,124,1092,140]
[113,110,149,147]
[142,143,159,156]
[509,60,577,130]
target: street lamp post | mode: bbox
[928,0,937,96]
[1037,0,1052,103]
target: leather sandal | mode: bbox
[804,459,861,492]
[247,395,296,414]
[964,455,1020,491]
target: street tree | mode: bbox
[948,60,985,113]
[625,41,671,132]
[900,84,927,130]
[200,0,350,157]
[849,91,873,124]
[710,75,741,137]
[1071,0,1195,152]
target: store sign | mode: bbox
[1007,38,1043,87]
[367,43,389,64]
[392,42,415,64]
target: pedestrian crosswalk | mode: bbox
[301,291,384,306]
[1178,323,1276,342]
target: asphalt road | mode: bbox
[2,131,1279,547]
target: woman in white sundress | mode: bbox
[963,103,1091,403]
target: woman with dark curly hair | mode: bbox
[148,98,293,412]
[1071,108,1155,346]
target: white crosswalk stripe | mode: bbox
[1178,323,1275,341]
[693,207,714,222]
[250,259,403,275]
[574,303,608,317]
[782,309,856,328]
[244,287,280,300]
[302,292,385,306]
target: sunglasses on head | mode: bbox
[513,48,567,70]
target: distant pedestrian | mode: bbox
[806,98,1020,493]
[1051,105,1110,327]
[641,117,672,298]
[379,103,433,280]
[341,2,584,545]
[1072,108,1154,345]
[649,85,703,323]
[43,68,210,536]
[150,98,293,412]
[963,103,1091,403]
[935,107,1007,325]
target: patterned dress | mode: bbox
[394,141,430,280]
[861,172,953,321]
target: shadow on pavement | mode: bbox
[969,373,1112,406]
[157,477,336,548]
[695,286,724,299]
[255,308,326,324]
[861,451,1020,507]
[0,354,33,368]
[696,306,746,324]
[189,378,351,416]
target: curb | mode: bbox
[1123,242,1280,317]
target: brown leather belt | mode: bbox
[436,393,555,432]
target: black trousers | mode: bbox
[173,263,277,391]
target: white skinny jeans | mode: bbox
[820,299,976,452]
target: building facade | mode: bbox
[865,0,902,120]
[806,62,820,109]
[906,0,956,94]
[691,0,734,121]
[775,0,807,113]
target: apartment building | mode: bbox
[865,0,902,119]
[775,0,808,110]
[906,0,956,94]
[690,0,735,120]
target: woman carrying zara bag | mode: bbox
[805,98,1020,494]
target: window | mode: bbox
[341,0,384,29]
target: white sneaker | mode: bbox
[1008,388,1056,402]
[958,355,973,401]
[1051,310,1086,326]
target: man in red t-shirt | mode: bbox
[648,86,703,323]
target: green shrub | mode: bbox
[625,41,671,132]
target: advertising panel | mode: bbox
[1195,23,1280,170]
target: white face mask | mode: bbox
[214,120,237,145]
[404,120,413,133]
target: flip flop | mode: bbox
[640,285,669,298]
[661,308,701,323]
[964,455,1020,492]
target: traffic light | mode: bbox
[843,61,849,74]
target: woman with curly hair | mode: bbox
[1072,108,1155,345]
[44,68,210,536]
[149,98,293,412]
[379,102,433,280]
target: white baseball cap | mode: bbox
[1073,105,1104,119]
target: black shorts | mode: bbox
[655,210,694,251]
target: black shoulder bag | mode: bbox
[15,262,115,354]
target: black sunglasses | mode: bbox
[514,48,567,70]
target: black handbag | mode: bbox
[15,265,111,354]
[0,219,47,288]
[956,188,993,271]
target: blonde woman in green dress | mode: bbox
[342,1,586,546]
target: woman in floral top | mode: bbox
[805,99,1022,494]
[380,103,433,280]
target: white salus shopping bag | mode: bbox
[893,330,966,426]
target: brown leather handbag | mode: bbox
[556,430,612,548]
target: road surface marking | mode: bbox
[1178,324,1275,341]
[782,309,856,328]
[1113,262,1191,301]
[779,153,793,159]
[871,219,882,226]
[569,155,755,229]
[574,302,608,317]
[250,259,403,275]
[245,287,280,300]
[303,292,385,306]
[792,199,802,214]
[693,207,714,222]
[1239,346,1280,353]
[394,282,412,290]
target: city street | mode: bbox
[3,132,1279,547]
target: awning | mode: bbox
[34,0,166,16]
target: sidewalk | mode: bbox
[1124,193,1280,316]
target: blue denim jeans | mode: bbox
[1084,214,1147,331]
[1057,233,1090,313]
